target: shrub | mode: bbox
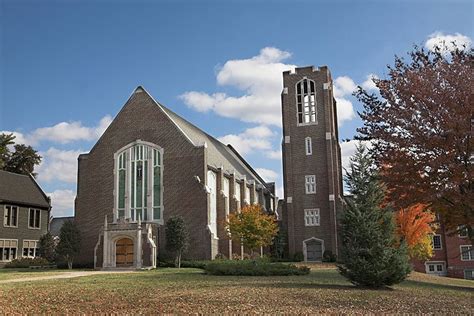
[5,257,50,268]
[323,250,336,262]
[232,253,242,260]
[204,260,310,276]
[293,252,304,262]
[38,232,56,263]
[214,253,227,260]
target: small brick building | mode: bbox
[74,87,276,269]
[412,222,474,279]
[279,66,344,261]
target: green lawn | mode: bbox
[0,268,74,281]
[0,267,472,314]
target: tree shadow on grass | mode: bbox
[234,281,395,291]
[401,279,474,293]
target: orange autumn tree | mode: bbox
[226,204,278,257]
[396,203,436,260]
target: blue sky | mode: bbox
[1,0,472,217]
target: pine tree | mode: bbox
[165,216,189,268]
[38,232,56,263]
[338,143,411,288]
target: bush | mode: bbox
[5,257,50,268]
[214,253,227,260]
[323,250,337,262]
[293,252,304,262]
[204,260,310,276]
[157,260,210,269]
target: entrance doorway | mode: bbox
[116,238,134,267]
[304,238,323,261]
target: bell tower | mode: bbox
[280,66,343,261]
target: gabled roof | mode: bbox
[50,216,74,237]
[138,87,269,187]
[0,170,50,208]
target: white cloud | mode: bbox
[2,115,112,146]
[180,47,296,126]
[218,125,274,156]
[333,76,357,98]
[267,149,282,160]
[361,73,379,91]
[48,189,75,217]
[425,32,472,53]
[255,168,278,183]
[340,140,373,174]
[37,148,83,183]
[333,76,356,125]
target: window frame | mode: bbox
[432,234,442,250]
[3,205,19,228]
[305,175,316,194]
[458,225,468,238]
[0,239,18,262]
[28,208,41,230]
[22,240,39,258]
[304,209,320,226]
[425,261,446,274]
[295,78,317,126]
[460,245,473,261]
[113,140,164,224]
[305,137,312,155]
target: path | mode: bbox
[0,270,136,284]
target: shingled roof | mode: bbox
[0,170,50,208]
[140,87,270,187]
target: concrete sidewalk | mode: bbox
[0,270,136,284]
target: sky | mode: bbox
[1,0,472,217]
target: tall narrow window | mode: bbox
[432,235,442,250]
[296,79,316,124]
[152,148,162,221]
[234,182,242,211]
[223,177,230,217]
[305,137,312,155]
[28,209,41,229]
[245,186,251,204]
[207,170,217,236]
[4,206,18,227]
[117,152,126,219]
[115,141,163,223]
[305,175,316,194]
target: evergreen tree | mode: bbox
[165,216,189,268]
[338,143,410,288]
[38,232,56,263]
[56,220,81,269]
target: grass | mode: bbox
[0,268,74,281]
[0,265,472,314]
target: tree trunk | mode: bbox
[178,251,181,269]
[67,256,73,270]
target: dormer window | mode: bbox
[296,78,317,125]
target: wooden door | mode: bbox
[306,239,322,261]
[116,238,134,266]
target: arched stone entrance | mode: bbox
[303,237,324,262]
[116,237,134,267]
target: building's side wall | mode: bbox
[412,224,474,279]
[0,203,49,263]
[281,66,342,260]
[75,90,208,266]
